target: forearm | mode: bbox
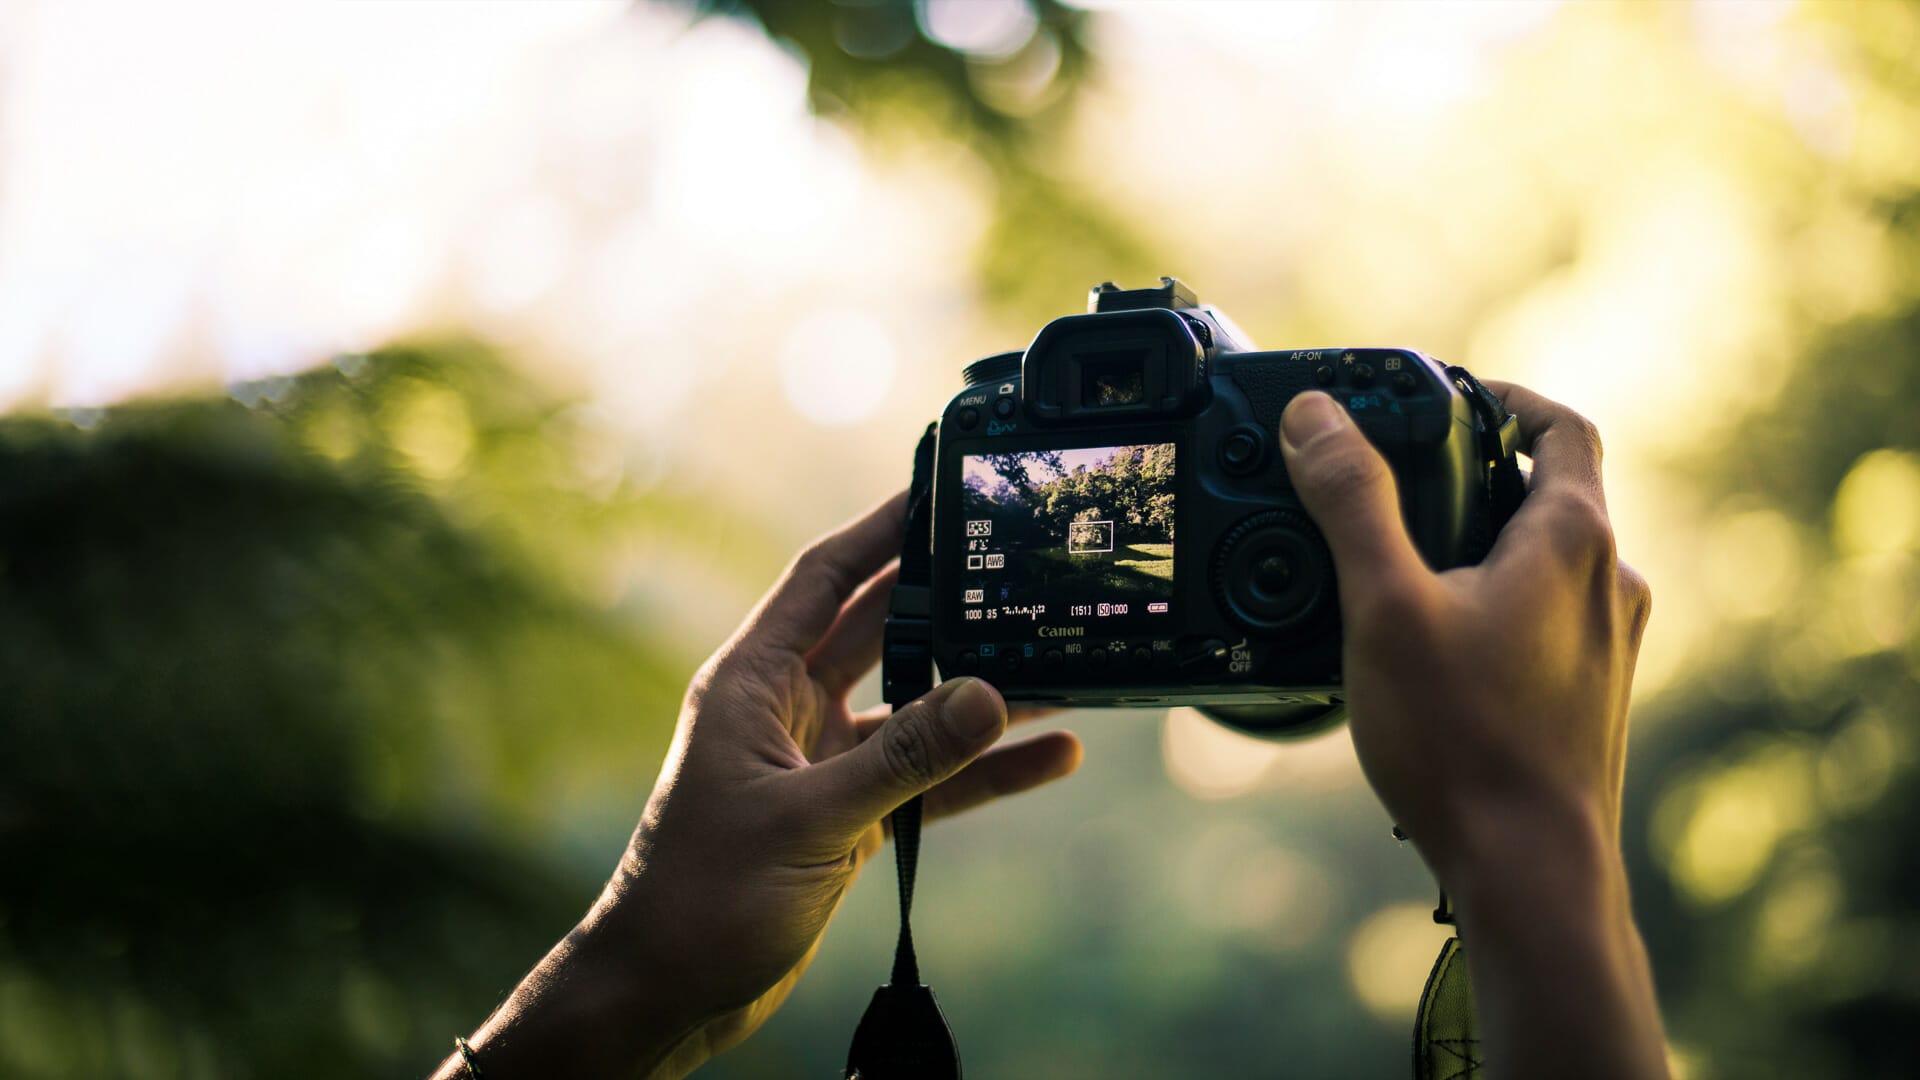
[1442,802,1670,1080]
[431,890,706,1080]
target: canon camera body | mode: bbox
[917,278,1522,737]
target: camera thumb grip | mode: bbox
[1278,392,1425,591]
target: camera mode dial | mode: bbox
[1211,509,1336,637]
[961,351,1023,389]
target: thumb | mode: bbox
[809,677,1008,832]
[1279,391,1429,603]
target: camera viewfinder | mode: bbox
[1080,350,1149,408]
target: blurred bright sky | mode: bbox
[2,0,1906,1036]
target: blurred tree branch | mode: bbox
[667,0,1161,322]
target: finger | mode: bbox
[800,676,1008,833]
[743,490,908,656]
[804,562,899,696]
[1278,391,1432,610]
[851,700,1061,742]
[1478,380,1606,513]
[920,731,1083,824]
[1476,382,1613,571]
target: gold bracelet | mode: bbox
[454,1036,485,1079]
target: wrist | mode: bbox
[583,862,719,1074]
[1424,788,1623,912]
[1427,795,1669,1079]
[461,867,715,1080]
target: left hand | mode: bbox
[438,492,1082,1080]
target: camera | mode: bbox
[913,278,1523,737]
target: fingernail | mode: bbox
[1281,391,1349,452]
[939,677,1004,740]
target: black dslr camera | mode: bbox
[897,278,1525,737]
[850,278,1527,1077]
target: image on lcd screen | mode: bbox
[958,443,1175,625]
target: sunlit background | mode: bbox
[1,0,1916,1076]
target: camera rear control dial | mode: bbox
[1211,510,1336,637]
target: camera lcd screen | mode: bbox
[957,443,1175,628]
[1079,350,1149,408]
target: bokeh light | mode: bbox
[778,309,898,427]
[1346,902,1452,1024]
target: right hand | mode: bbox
[1278,382,1649,888]
[1278,381,1668,1079]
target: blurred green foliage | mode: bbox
[679,0,1093,142]
[0,346,720,1076]
[682,0,1159,324]
[1623,272,1920,1077]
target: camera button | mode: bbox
[1087,648,1108,669]
[1043,648,1064,671]
[957,406,980,430]
[1131,645,1154,668]
[1219,428,1264,475]
[1351,362,1376,388]
[992,396,1018,421]
[1392,371,1418,395]
[1314,364,1336,386]
[1000,651,1023,673]
[955,650,980,674]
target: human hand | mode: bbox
[438,493,1081,1080]
[1278,382,1667,1078]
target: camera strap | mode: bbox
[1414,934,1481,1079]
[845,423,962,1080]
[1445,366,1526,534]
